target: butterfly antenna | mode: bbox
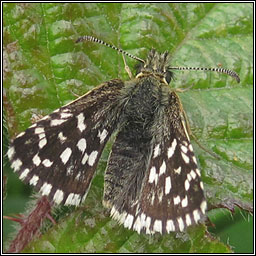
[76,35,145,64]
[169,66,240,83]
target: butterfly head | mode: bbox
[136,49,174,85]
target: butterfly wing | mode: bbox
[8,79,125,206]
[104,89,207,234]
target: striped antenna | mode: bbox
[76,35,145,64]
[169,66,240,83]
[76,36,240,83]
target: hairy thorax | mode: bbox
[120,77,168,143]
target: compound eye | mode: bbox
[165,70,174,84]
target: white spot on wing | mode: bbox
[185,214,192,226]
[119,211,128,225]
[77,113,86,132]
[50,119,67,126]
[181,145,188,153]
[53,189,64,204]
[133,215,142,233]
[140,213,146,230]
[112,208,120,219]
[72,194,82,206]
[40,182,52,196]
[33,154,41,166]
[110,206,117,217]
[181,152,189,164]
[200,200,207,214]
[39,138,47,149]
[19,168,29,180]
[60,148,72,164]
[192,156,197,164]
[174,166,181,175]
[77,138,87,152]
[200,181,204,190]
[42,159,53,167]
[153,219,162,234]
[173,195,181,205]
[190,170,197,179]
[148,166,158,185]
[166,219,175,233]
[181,196,188,207]
[88,151,98,166]
[165,176,172,194]
[187,173,192,182]
[65,193,81,206]
[29,175,39,186]
[81,153,89,165]
[34,127,45,134]
[58,132,67,142]
[184,179,190,191]
[124,214,134,229]
[196,168,201,177]
[38,131,45,139]
[168,139,177,158]
[153,144,161,158]
[111,206,122,221]
[145,216,152,234]
[60,112,73,119]
[7,146,15,160]
[177,217,184,231]
[98,129,108,143]
[11,158,22,172]
[193,209,201,223]
[159,161,166,176]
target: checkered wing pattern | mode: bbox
[7,79,125,206]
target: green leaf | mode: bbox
[3,3,252,253]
